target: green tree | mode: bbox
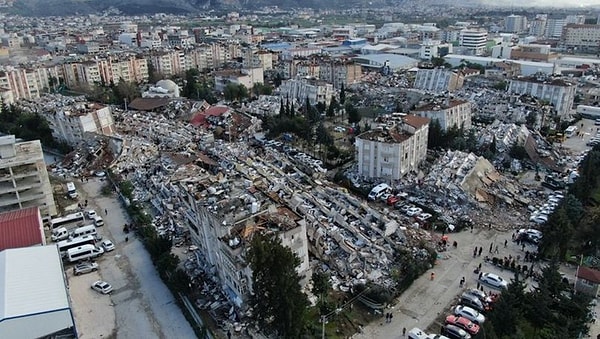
[509,144,528,160]
[487,273,525,337]
[112,78,140,105]
[427,119,445,149]
[182,68,200,98]
[339,83,346,105]
[346,102,361,124]
[247,234,309,337]
[147,61,163,83]
[253,82,273,96]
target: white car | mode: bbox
[406,207,423,217]
[101,239,115,252]
[479,272,509,289]
[454,305,486,324]
[91,280,113,294]
[85,209,97,219]
[416,213,433,221]
[73,261,99,276]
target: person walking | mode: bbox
[125,236,129,242]
[389,313,393,323]
[489,243,493,253]
[504,239,508,247]
[494,245,499,254]
[478,247,483,256]
[403,327,407,337]
[104,208,108,215]
[430,272,435,281]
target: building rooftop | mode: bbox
[413,99,469,112]
[404,115,430,129]
[511,76,574,87]
[0,207,43,251]
[357,126,412,143]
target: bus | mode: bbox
[565,126,578,138]
[57,235,97,257]
[66,182,78,199]
[49,212,85,229]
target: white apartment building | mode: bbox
[459,29,488,56]
[545,18,566,38]
[504,15,528,33]
[0,66,58,102]
[355,115,430,180]
[318,60,362,89]
[529,17,547,37]
[412,100,472,131]
[0,135,56,218]
[43,102,115,146]
[214,68,264,92]
[419,40,454,59]
[413,68,464,93]
[278,78,334,106]
[508,76,576,116]
[562,24,600,53]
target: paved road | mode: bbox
[80,178,196,339]
[352,227,540,339]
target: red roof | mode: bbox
[404,115,430,129]
[0,207,44,251]
[190,105,230,127]
[578,266,600,284]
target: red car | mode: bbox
[386,195,400,206]
[445,315,480,335]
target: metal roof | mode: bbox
[0,207,44,251]
[0,246,70,322]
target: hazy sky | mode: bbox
[487,0,600,6]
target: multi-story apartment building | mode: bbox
[318,59,362,89]
[508,76,576,116]
[278,78,334,106]
[413,68,465,93]
[529,16,547,37]
[459,29,488,56]
[0,135,56,218]
[176,164,311,307]
[510,44,557,62]
[0,66,57,102]
[545,18,566,38]
[214,68,264,92]
[412,99,472,131]
[504,15,528,33]
[42,101,116,146]
[355,115,430,180]
[419,40,453,59]
[562,24,600,53]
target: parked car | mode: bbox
[406,207,423,217]
[416,213,433,222]
[91,280,113,294]
[101,239,115,252]
[459,293,486,312]
[463,289,492,304]
[442,324,471,339]
[453,305,485,324]
[445,315,480,335]
[387,195,400,206]
[85,209,97,219]
[73,261,99,276]
[479,273,508,289]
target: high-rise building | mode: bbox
[562,24,600,53]
[545,18,567,38]
[459,29,488,55]
[505,15,528,33]
[411,100,472,131]
[508,76,576,116]
[0,135,56,219]
[529,15,548,37]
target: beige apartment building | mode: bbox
[412,100,472,131]
[43,102,115,146]
[0,135,56,218]
[562,24,600,53]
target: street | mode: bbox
[68,177,196,338]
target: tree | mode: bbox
[509,144,528,160]
[339,83,346,105]
[253,82,273,96]
[223,83,248,102]
[487,273,525,337]
[112,78,140,105]
[247,234,309,337]
[346,102,361,124]
[147,61,163,83]
[182,68,200,99]
[428,119,444,149]
[327,96,338,117]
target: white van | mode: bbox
[368,183,392,201]
[66,244,104,263]
[51,227,69,242]
[408,328,429,339]
[70,225,97,238]
[93,216,104,227]
[66,182,78,199]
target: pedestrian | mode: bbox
[489,243,493,253]
[478,247,482,256]
[470,224,473,233]
[453,241,458,248]
[460,277,465,287]
[504,239,508,247]
[522,243,525,251]
[477,281,481,289]
[104,208,108,215]
[478,263,482,271]
[494,245,499,254]
[403,327,407,337]
[473,247,477,257]
[512,232,516,240]
[430,272,435,281]
[389,313,393,323]
[125,236,128,242]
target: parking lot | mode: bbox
[59,177,196,338]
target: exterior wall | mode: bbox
[278,79,334,106]
[459,29,488,56]
[414,68,463,92]
[0,136,56,218]
[355,124,428,180]
[575,279,599,297]
[508,79,576,116]
[412,101,472,131]
[562,24,600,52]
[44,105,115,146]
